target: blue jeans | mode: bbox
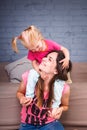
[19,120,64,130]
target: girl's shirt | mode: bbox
[27,39,61,63]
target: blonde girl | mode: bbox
[12,25,70,71]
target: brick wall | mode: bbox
[0,0,87,62]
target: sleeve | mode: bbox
[53,41,61,50]
[49,40,61,50]
[27,51,35,61]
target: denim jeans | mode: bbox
[19,120,64,130]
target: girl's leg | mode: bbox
[40,120,64,130]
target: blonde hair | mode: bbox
[12,25,44,53]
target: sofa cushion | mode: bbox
[0,62,9,82]
[5,56,32,83]
[0,83,21,129]
[71,62,87,82]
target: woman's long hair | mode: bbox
[36,50,72,108]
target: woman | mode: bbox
[17,50,72,130]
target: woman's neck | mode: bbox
[43,74,54,92]
[39,69,54,85]
[42,73,53,84]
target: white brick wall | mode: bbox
[0,0,87,62]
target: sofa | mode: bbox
[0,59,87,130]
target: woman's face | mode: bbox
[39,52,58,75]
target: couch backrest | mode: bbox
[0,63,9,82]
[0,62,87,83]
[71,62,87,82]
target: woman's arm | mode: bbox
[60,84,70,111]
[17,81,32,106]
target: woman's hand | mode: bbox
[20,97,32,107]
[48,107,63,119]
[17,81,32,107]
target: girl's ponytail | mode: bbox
[12,36,19,53]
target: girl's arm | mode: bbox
[60,46,70,68]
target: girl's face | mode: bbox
[19,30,44,52]
[29,40,43,52]
[39,52,58,75]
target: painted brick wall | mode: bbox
[0,0,87,62]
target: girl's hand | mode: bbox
[20,97,32,107]
[59,58,69,69]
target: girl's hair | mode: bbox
[36,50,72,108]
[12,25,44,53]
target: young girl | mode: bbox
[12,25,71,114]
[12,25,70,71]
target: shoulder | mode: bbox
[22,71,29,86]
[45,39,58,44]
[45,39,61,49]
[62,83,70,95]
